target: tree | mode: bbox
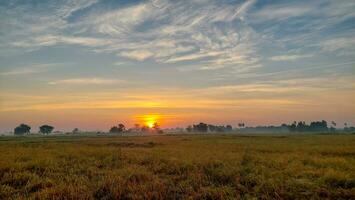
[14,124,31,135]
[186,125,192,132]
[152,122,163,134]
[208,124,216,132]
[109,126,119,133]
[141,126,149,132]
[39,125,54,135]
[72,128,80,134]
[226,125,233,132]
[193,122,208,132]
[110,124,125,134]
[118,124,125,132]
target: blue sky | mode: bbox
[0,0,354,131]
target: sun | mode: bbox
[137,114,161,128]
[147,122,154,128]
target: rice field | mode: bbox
[0,134,354,199]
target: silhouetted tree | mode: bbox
[109,126,119,133]
[331,121,336,127]
[238,123,245,128]
[309,120,328,132]
[39,125,54,135]
[118,124,125,132]
[226,125,233,132]
[193,122,208,132]
[14,124,31,135]
[141,126,149,132]
[72,128,80,134]
[152,122,163,134]
[208,124,216,132]
[109,124,125,134]
[186,125,192,132]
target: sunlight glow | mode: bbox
[138,114,161,128]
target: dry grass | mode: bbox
[0,134,354,199]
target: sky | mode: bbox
[0,0,354,132]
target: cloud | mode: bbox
[319,36,355,53]
[1,0,355,77]
[252,4,313,22]
[2,0,260,72]
[48,78,125,85]
[0,63,56,76]
[165,51,222,63]
[119,50,154,61]
[12,35,112,48]
[270,54,313,61]
[234,0,257,21]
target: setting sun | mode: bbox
[137,114,161,128]
[147,122,154,128]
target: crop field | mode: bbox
[0,134,354,199]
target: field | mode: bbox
[0,134,354,199]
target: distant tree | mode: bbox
[118,124,125,132]
[208,124,216,132]
[141,126,149,132]
[193,122,208,132]
[309,120,328,132]
[152,122,163,133]
[289,121,297,132]
[297,121,309,132]
[72,128,80,134]
[134,124,140,132]
[186,125,192,132]
[152,122,163,134]
[39,125,54,135]
[226,125,233,132]
[238,123,245,128]
[331,121,336,127]
[110,124,125,134]
[14,124,31,135]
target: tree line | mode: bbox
[12,122,164,135]
[14,124,54,135]
[186,123,233,133]
[11,120,355,135]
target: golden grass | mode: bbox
[0,134,354,199]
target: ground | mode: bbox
[0,134,354,199]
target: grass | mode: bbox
[0,134,354,199]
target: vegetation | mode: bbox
[39,125,54,135]
[186,123,233,133]
[109,124,126,134]
[0,134,354,199]
[14,124,31,135]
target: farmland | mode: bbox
[0,134,354,199]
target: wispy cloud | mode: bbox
[252,4,312,22]
[2,0,260,71]
[319,36,355,54]
[270,54,313,61]
[0,63,56,76]
[12,35,112,48]
[48,78,125,85]
[118,50,154,61]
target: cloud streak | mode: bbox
[48,78,125,85]
[0,63,57,76]
[270,54,313,61]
